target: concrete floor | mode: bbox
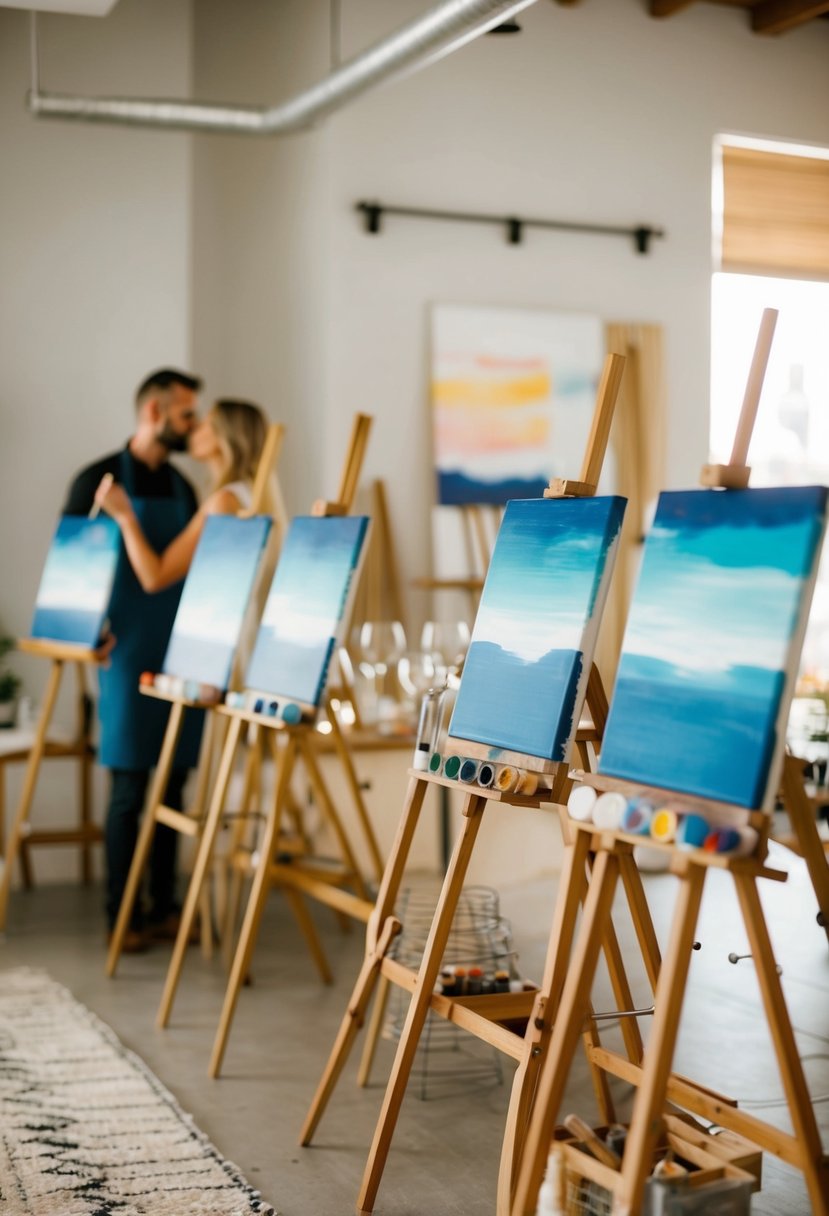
[0,840,827,1216]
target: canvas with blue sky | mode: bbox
[599,486,829,809]
[246,516,369,706]
[450,495,626,760]
[162,515,272,689]
[31,516,121,647]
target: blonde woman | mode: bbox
[95,398,271,592]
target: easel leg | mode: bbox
[511,848,621,1216]
[356,972,391,1088]
[300,776,430,1145]
[156,714,244,1027]
[209,735,298,1078]
[299,736,369,902]
[781,753,829,944]
[617,864,706,1216]
[0,660,63,931]
[281,884,333,985]
[497,832,593,1215]
[618,851,662,990]
[325,700,384,885]
[733,871,829,1215]
[357,793,487,1215]
[106,700,186,977]
[76,661,94,886]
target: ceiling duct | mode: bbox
[27,0,538,135]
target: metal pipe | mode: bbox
[28,0,539,135]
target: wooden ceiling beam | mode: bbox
[752,0,829,34]
[649,0,697,16]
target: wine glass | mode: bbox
[397,650,438,722]
[420,620,471,686]
[358,620,407,706]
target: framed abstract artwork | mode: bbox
[162,515,272,690]
[245,515,370,707]
[30,516,121,648]
[449,495,627,762]
[430,305,604,505]
[598,486,829,809]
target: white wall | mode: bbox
[0,0,193,883]
[324,0,829,611]
[190,0,333,515]
[0,0,194,678]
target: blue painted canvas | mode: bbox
[449,496,627,761]
[162,515,272,689]
[246,515,370,705]
[31,516,120,647]
[599,486,829,809]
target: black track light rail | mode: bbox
[356,200,665,254]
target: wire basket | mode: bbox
[383,883,519,1099]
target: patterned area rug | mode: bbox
[0,968,275,1215]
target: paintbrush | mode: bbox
[89,472,114,520]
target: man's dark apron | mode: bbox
[98,450,203,770]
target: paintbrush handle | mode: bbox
[89,472,114,520]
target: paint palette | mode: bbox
[449,495,627,762]
[162,515,272,691]
[245,515,370,708]
[599,486,829,810]
[30,516,121,648]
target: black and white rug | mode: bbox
[0,967,275,1215]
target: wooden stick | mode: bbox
[300,776,429,1145]
[510,849,621,1216]
[732,307,778,467]
[106,699,186,976]
[209,733,299,1077]
[733,871,829,1213]
[0,659,64,930]
[545,353,626,499]
[336,412,374,513]
[156,713,245,1027]
[617,864,706,1215]
[701,306,777,488]
[357,793,487,1214]
[243,421,285,518]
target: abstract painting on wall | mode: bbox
[430,305,604,505]
[246,515,370,706]
[162,515,272,690]
[30,516,121,647]
[449,495,627,761]
[599,486,829,810]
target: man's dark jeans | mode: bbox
[105,767,188,930]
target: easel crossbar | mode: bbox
[586,1044,803,1168]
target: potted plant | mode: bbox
[0,636,22,728]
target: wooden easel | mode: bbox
[151,414,386,1072]
[105,422,287,974]
[298,354,635,1215]
[0,638,100,931]
[412,503,500,614]
[511,308,829,1215]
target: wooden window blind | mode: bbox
[721,144,829,280]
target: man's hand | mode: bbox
[94,477,134,523]
[95,632,117,667]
